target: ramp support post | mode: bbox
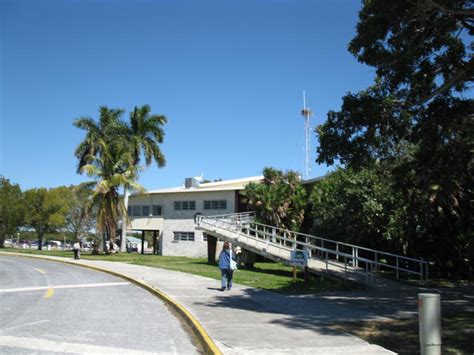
[207,234,217,264]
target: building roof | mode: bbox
[301,175,326,185]
[136,175,264,195]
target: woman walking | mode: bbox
[218,241,236,291]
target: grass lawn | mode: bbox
[3,248,360,294]
[329,313,474,355]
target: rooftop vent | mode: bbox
[185,178,199,188]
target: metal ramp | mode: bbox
[196,212,428,287]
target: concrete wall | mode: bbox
[128,189,236,257]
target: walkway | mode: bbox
[196,213,428,286]
[3,252,473,354]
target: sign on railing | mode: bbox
[290,250,309,267]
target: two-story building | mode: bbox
[127,176,262,257]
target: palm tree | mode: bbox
[74,105,166,253]
[80,145,142,252]
[74,107,138,251]
[242,168,307,232]
[119,105,167,252]
[74,107,126,171]
[128,105,166,167]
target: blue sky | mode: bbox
[1,0,375,191]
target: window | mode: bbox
[173,232,195,242]
[202,234,208,242]
[155,205,163,216]
[203,200,227,210]
[129,205,161,217]
[132,205,141,216]
[174,201,196,211]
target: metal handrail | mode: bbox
[196,212,429,281]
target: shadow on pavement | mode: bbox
[195,283,474,332]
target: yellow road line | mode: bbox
[44,287,54,299]
[33,267,53,298]
[33,268,46,275]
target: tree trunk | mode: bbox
[120,187,129,252]
[38,233,43,251]
[92,241,99,255]
[141,230,145,255]
[0,224,4,249]
[102,232,108,254]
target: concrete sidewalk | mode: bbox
[2,253,401,354]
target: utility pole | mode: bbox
[301,91,313,180]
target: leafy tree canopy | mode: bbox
[310,167,405,251]
[23,186,73,250]
[349,0,473,106]
[0,177,24,247]
[128,104,167,168]
[65,184,96,241]
[241,167,307,231]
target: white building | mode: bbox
[127,176,263,257]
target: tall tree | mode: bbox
[348,0,473,106]
[315,0,473,277]
[242,168,307,232]
[65,184,96,242]
[74,105,166,252]
[120,105,167,252]
[23,187,72,250]
[310,167,406,252]
[82,154,141,252]
[0,177,24,248]
[74,107,137,251]
[75,107,126,170]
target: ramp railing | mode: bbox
[196,212,428,282]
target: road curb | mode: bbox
[0,252,222,355]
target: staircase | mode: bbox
[196,212,428,286]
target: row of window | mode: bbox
[175,200,227,211]
[173,232,195,241]
[204,200,227,210]
[173,232,208,242]
[128,205,163,217]
[174,200,196,211]
[129,200,228,216]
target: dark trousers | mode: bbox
[221,269,234,290]
[73,249,80,260]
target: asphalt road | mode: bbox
[0,255,198,354]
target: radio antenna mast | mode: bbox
[301,90,313,180]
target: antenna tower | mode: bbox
[301,91,313,180]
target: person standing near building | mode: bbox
[73,241,81,260]
[218,241,237,291]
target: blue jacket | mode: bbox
[218,249,234,270]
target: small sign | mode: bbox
[290,250,308,267]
